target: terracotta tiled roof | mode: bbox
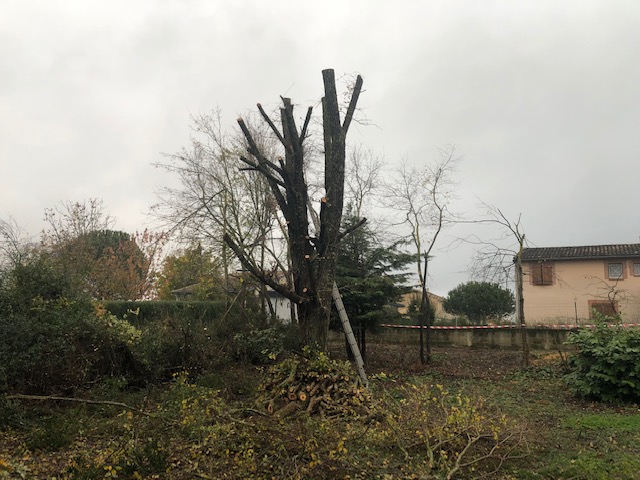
[521,244,640,262]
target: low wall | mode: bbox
[331,326,574,351]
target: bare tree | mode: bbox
[0,217,32,269]
[224,69,364,349]
[152,110,286,311]
[345,145,384,219]
[42,198,115,245]
[467,203,529,367]
[382,145,459,363]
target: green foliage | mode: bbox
[0,250,289,392]
[137,310,238,379]
[332,211,413,334]
[444,281,515,325]
[233,325,292,364]
[0,254,78,305]
[155,244,222,300]
[565,314,640,402]
[103,300,229,325]
[133,300,286,379]
[0,256,147,394]
[25,415,79,452]
[50,229,152,301]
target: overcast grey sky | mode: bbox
[2,1,639,295]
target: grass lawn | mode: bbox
[1,345,639,479]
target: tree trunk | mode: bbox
[296,293,331,348]
[515,254,529,367]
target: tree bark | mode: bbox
[515,251,529,367]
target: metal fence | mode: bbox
[524,301,640,326]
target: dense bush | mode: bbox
[0,255,299,393]
[566,314,640,402]
[0,257,146,394]
[138,311,242,379]
[233,324,296,364]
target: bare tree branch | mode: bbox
[337,217,367,243]
[223,233,307,304]
[256,102,287,148]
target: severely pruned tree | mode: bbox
[224,69,363,349]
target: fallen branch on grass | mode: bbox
[5,393,151,417]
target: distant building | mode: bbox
[171,281,295,323]
[521,244,640,324]
[398,290,453,320]
[171,284,199,300]
[265,289,294,324]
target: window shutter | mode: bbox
[591,302,617,318]
[531,264,542,285]
[542,264,553,285]
[531,263,552,285]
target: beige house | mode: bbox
[521,244,640,325]
[398,290,453,320]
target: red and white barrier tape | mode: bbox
[380,323,640,330]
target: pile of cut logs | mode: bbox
[257,352,372,418]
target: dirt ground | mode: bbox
[330,342,533,380]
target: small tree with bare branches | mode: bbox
[0,217,32,269]
[381,146,459,363]
[468,203,529,366]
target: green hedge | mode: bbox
[103,300,232,325]
[0,257,294,395]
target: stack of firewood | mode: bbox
[257,351,372,418]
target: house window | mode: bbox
[607,263,624,280]
[634,263,640,276]
[531,263,553,285]
[589,300,617,319]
